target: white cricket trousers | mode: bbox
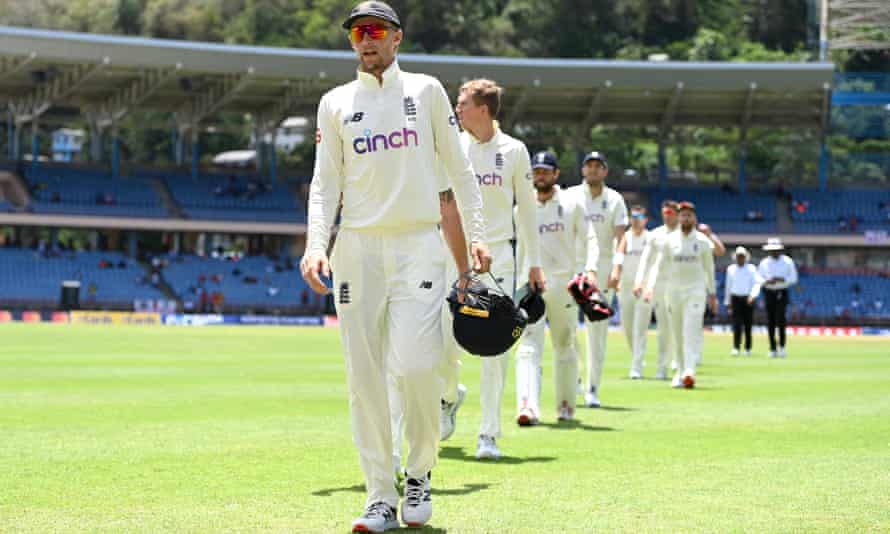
[438,240,515,438]
[584,258,614,392]
[618,286,653,375]
[515,272,579,416]
[653,286,674,375]
[668,287,707,376]
[331,227,445,509]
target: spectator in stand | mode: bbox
[849,216,859,233]
[745,210,764,222]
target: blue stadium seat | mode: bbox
[646,187,778,234]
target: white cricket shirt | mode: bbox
[724,263,763,305]
[646,229,716,294]
[517,185,591,278]
[758,255,799,291]
[570,184,628,270]
[621,229,651,287]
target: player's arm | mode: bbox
[633,238,654,297]
[786,258,799,287]
[302,95,343,295]
[439,189,470,274]
[703,238,718,314]
[749,265,764,304]
[573,201,588,276]
[512,146,544,291]
[643,249,664,302]
[608,200,629,289]
[723,265,733,308]
[430,81,490,272]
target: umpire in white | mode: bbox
[758,238,798,358]
[724,246,763,356]
[301,2,489,531]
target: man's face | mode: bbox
[770,250,781,259]
[736,253,746,266]
[455,91,488,130]
[662,208,678,227]
[349,16,401,73]
[679,210,696,231]
[581,160,608,186]
[630,211,648,231]
[532,167,559,192]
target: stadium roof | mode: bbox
[0,26,834,132]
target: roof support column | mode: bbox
[658,139,668,191]
[738,144,748,197]
[818,142,829,192]
[190,129,200,181]
[7,111,15,160]
[111,125,121,179]
[30,119,39,171]
[818,82,832,192]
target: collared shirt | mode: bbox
[724,262,764,305]
[462,125,540,267]
[306,61,484,255]
[646,229,715,294]
[634,224,678,292]
[569,184,628,269]
[621,229,651,287]
[517,185,592,277]
[758,255,798,290]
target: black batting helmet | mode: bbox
[447,273,528,357]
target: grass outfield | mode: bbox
[0,323,888,533]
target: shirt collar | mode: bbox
[537,185,561,206]
[466,121,500,145]
[357,60,401,89]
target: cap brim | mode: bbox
[342,13,400,29]
[763,245,784,251]
[531,163,556,170]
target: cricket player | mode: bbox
[570,151,627,408]
[301,2,490,530]
[439,78,544,460]
[515,151,595,424]
[643,202,719,389]
[615,205,653,379]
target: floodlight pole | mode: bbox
[819,0,829,61]
[111,125,121,179]
[30,119,39,171]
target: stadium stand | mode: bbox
[790,188,890,234]
[0,199,15,213]
[646,186,778,234]
[25,166,170,218]
[0,247,167,307]
[151,171,305,223]
[158,253,318,312]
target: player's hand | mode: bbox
[608,266,620,290]
[584,270,598,288]
[697,223,712,236]
[300,252,331,295]
[528,266,546,293]
[708,294,719,315]
[746,296,755,305]
[632,284,643,299]
[643,288,654,303]
[471,242,492,273]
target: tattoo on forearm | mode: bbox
[439,189,455,205]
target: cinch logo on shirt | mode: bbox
[477,173,503,186]
[352,128,419,154]
[673,254,699,263]
[539,222,565,234]
[585,213,606,223]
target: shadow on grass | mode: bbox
[576,404,637,412]
[439,446,556,465]
[537,420,615,431]
[311,483,365,497]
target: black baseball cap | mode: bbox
[343,1,401,29]
[531,151,559,170]
[582,151,608,168]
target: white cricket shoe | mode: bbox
[671,374,683,388]
[682,370,696,389]
[557,400,575,422]
[475,435,501,460]
[439,384,467,441]
[516,406,538,427]
[400,473,432,528]
[584,387,601,408]
[778,347,787,358]
[768,350,777,359]
[352,502,398,533]
[730,348,740,357]
[629,369,643,379]
[744,350,751,357]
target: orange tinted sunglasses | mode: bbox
[349,23,390,43]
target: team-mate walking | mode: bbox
[724,246,763,356]
[758,238,798,358]
[514,151,595,424]
[644,202,718,389]
[438,78,544,460]
[302,3,490,531]
[615,205,653,379]
[570,151,627,408]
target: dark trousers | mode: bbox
[730,295,754,351]
[763,289,789,351]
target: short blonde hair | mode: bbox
[460,78,503,118]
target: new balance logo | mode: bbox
[495,153,504,169]
[343,112,364,124]
[339,282,351,304]
[419,281,433,289]
[404,97,417,117]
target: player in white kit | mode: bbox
[569,151,627,408]
[438,78,544,460]
[614,205,653,379]
[514,151,596,424]
[643,202,719,389]
[301,3,490,531]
